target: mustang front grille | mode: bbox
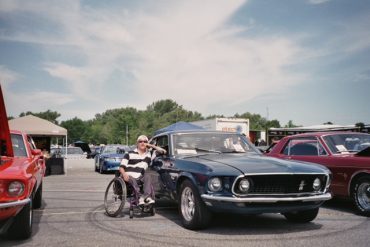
[233,174,328,196]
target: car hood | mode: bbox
[100,153,125,159]
[0,85,13,157]
[183,153,328,175]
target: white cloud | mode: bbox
[1,0,310,118]
[0,66,19,87]
[307,0,331,4]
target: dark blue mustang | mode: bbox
[147,130,332,229]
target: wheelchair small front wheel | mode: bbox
[104,177,127,217]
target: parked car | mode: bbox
[265,132,370,216]
[146,130,332,230]
[74,141,91,157]
[87,146,101,159]
[0,86,45,239]
[95,145,129,173]
[50,146,86,159]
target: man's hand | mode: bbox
[122,172,129,182]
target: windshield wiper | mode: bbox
[194,148,221,154]
[221,150,246,153]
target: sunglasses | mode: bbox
[138,140,148,143]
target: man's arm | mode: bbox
[119,153,130,182]
[146,143,167,154]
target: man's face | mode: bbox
[137,139,148,151]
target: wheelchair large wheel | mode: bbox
[104,177,127,217]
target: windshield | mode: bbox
[322,133,370,153]
[172,132,257,155]
[102,145,125,154]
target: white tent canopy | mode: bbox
[9,115,67,136]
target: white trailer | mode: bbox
[192,118,249,136]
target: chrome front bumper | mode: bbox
[0,198,31,209]
[201,192,332,203]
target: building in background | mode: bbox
[267,124,370,145]
[192,118,250,137]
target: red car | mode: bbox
[0,85,45,239]
[265,132,370,216]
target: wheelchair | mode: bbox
[104,173,155,218]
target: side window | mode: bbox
[156,135,169,154]
[11,134,28,157]
[282,137,327,156]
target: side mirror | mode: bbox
[31,149,42,155]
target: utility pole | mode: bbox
[126,124,128,145]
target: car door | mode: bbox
[26,134,44,188]
[148,135,177,200]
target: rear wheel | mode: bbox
[283,208,319,223]
[8,197,33,239]
[352,175,370,216]
[179,180,212,230]
[104,177,126,217]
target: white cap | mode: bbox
[137,135,148,142]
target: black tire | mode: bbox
[104,177,126,217]
[178,179,212,230]
[283,208,319,223]
[99,163,105,174]
[33,182,43,209]
[352,175,370,216]
[129,209,134,219]
[8,197,33,239]
[151,206,156,216]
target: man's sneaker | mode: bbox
[145,197,155,204]
[138,197,145,205]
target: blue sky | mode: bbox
[0,0,369,126]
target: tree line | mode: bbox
[14,99,291,145]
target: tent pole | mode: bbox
[65,133,68,176]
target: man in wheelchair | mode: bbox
[119,135,166,205]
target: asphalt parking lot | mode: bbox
[1,159,369,247]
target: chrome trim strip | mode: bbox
[201,192,332,203]
[240,172,330,176]
[0,198,31,209]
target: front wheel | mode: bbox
[352,176,370,216]
[33,182,43,209]
[178,180,212,230]
[104,177,127,217]
[283,208,319,223]
[8,197,33,239]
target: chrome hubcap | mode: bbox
[181,187,195,222]
[357,182,370,210]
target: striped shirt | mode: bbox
[120,149,155,179]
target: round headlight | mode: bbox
[313,178,321,191]
[239,179,250,193]
[208,177,222,192]
[8,181,25,196]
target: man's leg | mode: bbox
[128,177,142,200]
[141,173,154,204]
[141,173,152,197]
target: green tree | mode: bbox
[60,117,87,144]
[284,120,299,128]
